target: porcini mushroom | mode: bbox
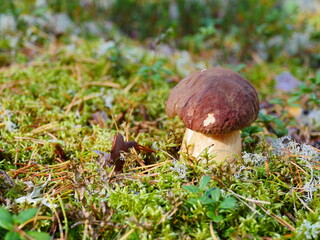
[166,67,259,163]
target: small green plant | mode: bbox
[182,176,236,222]
[258,112,288,137]
[137,60,171,84]
[241,125,263,144]
[289,72,320,108]
[0,207,50,240]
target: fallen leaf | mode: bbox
[111,133,139,172]
[54,143,68,162]
[110,133,155,172]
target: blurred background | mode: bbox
[1,0,319,68]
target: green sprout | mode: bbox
[182,176,237,222]
[0,207,50,240]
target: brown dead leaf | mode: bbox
[110,133,155,172]
[54,143,68,162]
[111,133,139,172]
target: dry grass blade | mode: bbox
[14,136,47,145]
[119,229,134,240]
[44,161,71,169]
[0,80,30,92]
[257,203,295,231]
[115,174,160,184]
[82,219,89,240]
[53,184,75,196]
[11,164,40,178]
[124,77,139,93]
[210,221,220,240]
[64,93,101,114]
[85,81,121,88]
[47,195,65,239]
[294,191,315,214]
[128,160,171,171]
[138,163,169,175]
[11,161,75,197]
[31,122,60,134]
[18,216,52,229]
[157,201,183,225]
[227,189,271,205]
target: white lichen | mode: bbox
[271,136,320,201]
[272,136,319,159]
[234,165,247,179]
[298,219,320,239]
[35,0,47,7]
[0,104,17,132]
[170,159,187,179]
[101,89,114,109]
[0,14,16,34]
[15,176,57,209]
[96,40,116,56]
[302,176,320,202]
[5,114,17,132]
[299,109,320,128]
[242,152,267,167]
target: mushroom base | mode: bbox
[181,128,242,163]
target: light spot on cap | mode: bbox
[187,107,195,116]
[201,69,207,72]
[203,113,216,127]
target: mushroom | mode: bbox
[166,67,259,163]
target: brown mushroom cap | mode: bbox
[166,67,259,135]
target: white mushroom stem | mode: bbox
[180,128,242,163]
